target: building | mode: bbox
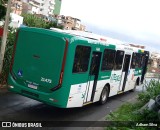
[57,15,86,31]
[53,0,61,15]
[129,43,145,49]
[11,0,23,15]
[40,0,55,16]
[9,13,23,28]
[10,0,61,17]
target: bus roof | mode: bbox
[50,28,146,51]
[20,27,146,53]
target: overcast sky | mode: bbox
[60,0,160,52]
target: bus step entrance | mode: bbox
[117,91,124,94]
[83,101,93,106]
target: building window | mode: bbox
[101,49,116,71]
[72,45,91,73]
[114,50,124,70]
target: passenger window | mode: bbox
[131,53,136,69]
[131,53,142,68]
[72,45,91,73]
[114,50,124,70]
[140,54,146,67]
[101,49,116,71]
[136,53,141,68]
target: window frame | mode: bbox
[114,50,124,70]
[72,45,91,73]
[101,48,116,71]
[131,52,143,69]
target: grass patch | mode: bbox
[106,79,160,130]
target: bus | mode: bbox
[8,27,149,108]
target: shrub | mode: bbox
[106,79,160,130]
[0,5,6,20]
[22,13,47,28]
[22,13,63,29]
[138,79,160,104]
[0,28,16,86]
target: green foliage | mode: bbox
[138,79,160,104]
[0,28,16,85]
[22,13,63,29]
[22,13,47,28]
[0,0,8,5]
[0,5,6,20]
[106,80,160,130]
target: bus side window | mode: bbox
[131,53,143,69]
[131,53,136,69]
[72,45,91,73]
[136,53,141,68]
[141,54,146,67]
[101,49,115,71]
[114,50,124,70]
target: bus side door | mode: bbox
[120,54,131,91]
[84,51,102,103]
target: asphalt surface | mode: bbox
[2,78,156,130]
[0,89,141,130]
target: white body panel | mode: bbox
[66,44,146,108]
[67,83,87,108]
[84,81,94,102]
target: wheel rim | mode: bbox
[102,88,107,101]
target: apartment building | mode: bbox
[53,0,61,15]
[57,15,86,31]
[39,0,55,16]
[11,0,58,17]
[11,0,23,15]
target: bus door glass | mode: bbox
[84,51,102,103]
[141,51,149,83]
[111,50,124,93]
[120,54,131,91]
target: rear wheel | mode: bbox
[99,86,109,105]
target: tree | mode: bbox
[0,5,6,20]
[0,0,7,20]
[22,13,63,29]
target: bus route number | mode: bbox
[41,77,52,84]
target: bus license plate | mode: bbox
[28,84,37,89]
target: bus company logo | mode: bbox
[111,74,121,82]
[2,122,11,127]
[134,70,139,75]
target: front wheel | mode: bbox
[98,86,109,105]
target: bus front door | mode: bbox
[84,52,102,103]
[120,54,131,91]
[141,51,149,83]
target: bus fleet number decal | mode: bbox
[41,77,52,84]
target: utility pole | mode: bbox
[0,0,12,73]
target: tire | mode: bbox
[98,86,109,105]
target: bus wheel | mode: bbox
[99,86,109,105]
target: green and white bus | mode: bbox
[8,27,149,108]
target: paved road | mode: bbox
[0,78,154,130]
[0,92,139,130]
